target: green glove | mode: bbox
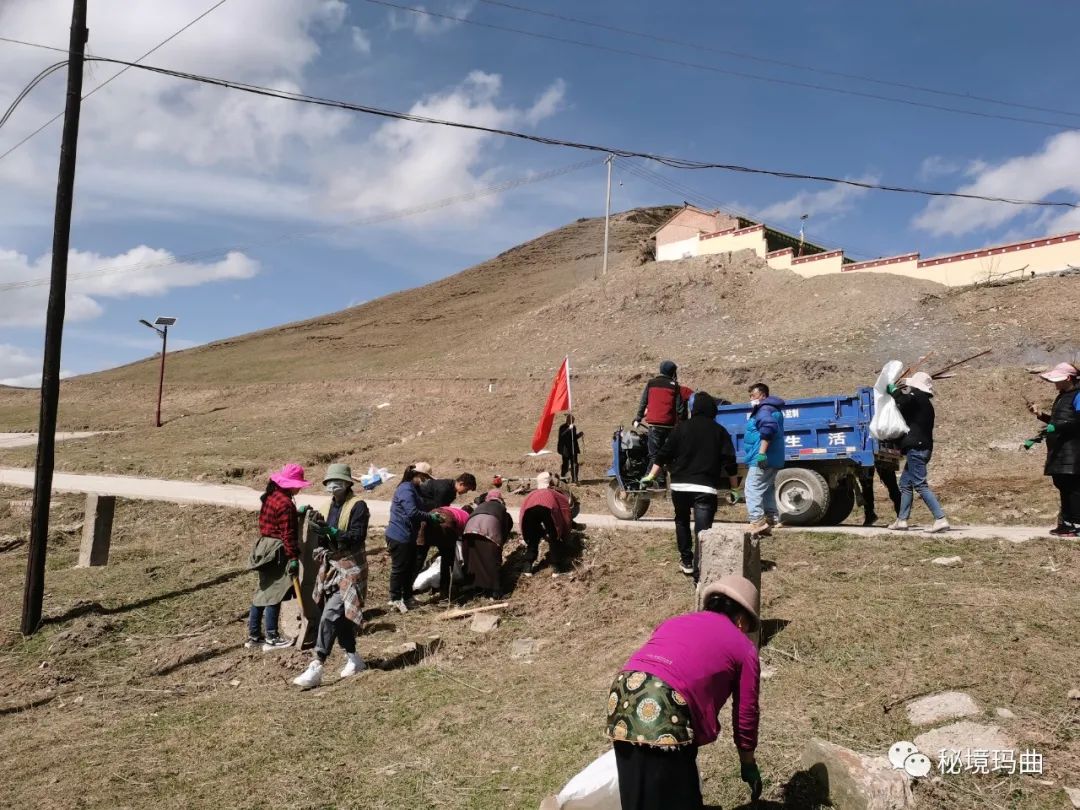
[286,559,299,577]
[640,474,655,485]
[740,762,763,801]
[886,383,898,394]
[326,526,339,539]
[1045,423,1057,433]
[1023,439,1035,450]
[427,512,444,525]
[755,453,768,468]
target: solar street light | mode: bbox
[138,316,177,427]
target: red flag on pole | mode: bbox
[531,356,571,453]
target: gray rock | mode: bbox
[906,691,980,726]
[511,637,545,660]
[1064,786,1080,809]
[995,707,1016,720]
[800,738,913,810]
[470,613,500,633]
[914,722,1014,757]
[1069,688,1080,700]
[930,556,962,567]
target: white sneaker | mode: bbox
[340,653,367,678]
[887,519,908,531]
[292,661,323,689]
[679,563,694,576]
[388,599,408,614]
[927,518,951,533]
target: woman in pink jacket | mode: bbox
[605,575,763,809]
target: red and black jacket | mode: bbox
[635,375,686,427]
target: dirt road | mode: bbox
[0,467,1053,543]
[0,432,103,449]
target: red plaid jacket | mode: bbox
[258,490,299,559]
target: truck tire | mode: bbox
[607,479,650,520]
[775,467,830,526]
[821,481,856,526]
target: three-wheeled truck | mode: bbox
[606,386,900,525]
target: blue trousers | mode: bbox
[745,465,779,522]
[247,602,280,639]
[898,448,946,521]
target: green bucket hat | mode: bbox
[323,463,357,485]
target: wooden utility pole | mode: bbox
[22,0,89,635]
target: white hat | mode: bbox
[1040,362,1078,383]
[904,371,934,395]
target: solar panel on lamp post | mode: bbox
[139,316,176,427]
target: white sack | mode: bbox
[869,360,910,441]
[556,749,620,810]
[412,562,441,593]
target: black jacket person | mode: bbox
[1029,362,1080,536]
[643,392,737,578]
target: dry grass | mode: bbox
[0,209,1076,527]
[0,486,1077,809]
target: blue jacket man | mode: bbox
[744,394,786,469]
[743,383,785,535]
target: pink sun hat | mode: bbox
[1039,362,1078,382]
[269,463,312,489]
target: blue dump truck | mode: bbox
[606,386,900,525]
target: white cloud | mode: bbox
[0,343,74,387]
[756,174,879,225]
[917,156,962,182]
[321,71,567,223]
[524,79,567,126]
[388,1,475,36]
[351,25,372,54]
[0,0,349,209]
[0,247,259,327]
[912,131,1080,237]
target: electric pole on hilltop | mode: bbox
[601,154,613,276]
[22,0,89,635]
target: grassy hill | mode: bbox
[2,206,1079,523]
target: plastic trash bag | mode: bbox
[869,360,910,441]
[556,749,620,810]
[412,561,441,593]
[360,465,394,491]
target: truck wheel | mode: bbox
[821,481,856,525]
[775,468,830,526]
[607,479,650,520]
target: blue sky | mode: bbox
[3,0,1080,385]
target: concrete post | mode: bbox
[77,494,115,568]
[278,511,322,649]
[695,527,762,647]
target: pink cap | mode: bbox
[269,463,311,490]
[1040,362,1078,382]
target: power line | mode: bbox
[361,0,1076,131]
[0,0,231,163]
[59,52,1075,211]
[1,41,1073,211]
[472,0,1080,121]
[0,61,68,132]
[0,157,603,292]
